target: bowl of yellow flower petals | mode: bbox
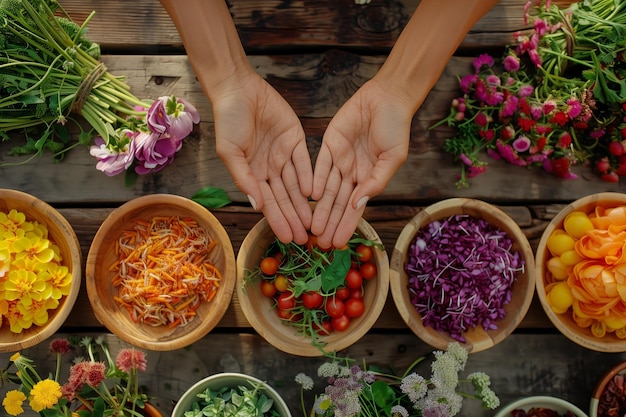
[0,189,82,352]
[536,192,626,352]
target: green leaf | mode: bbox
[191,187,231,209]
[321,249,351,293]
[371,379,397,409]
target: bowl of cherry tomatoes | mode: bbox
[236,217,389,357]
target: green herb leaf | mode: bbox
[191,187,231,209]
[321,249,351,293]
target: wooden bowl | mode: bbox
[535,192,626,352]
[0,189,82,352]
[389,198,535,353]
[495,396,588,417]
[236,217,389,357]
[86,194,236,351]
[590,361,626,417]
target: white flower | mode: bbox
[295,373,314,391]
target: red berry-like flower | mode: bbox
[50,338,71,354]
[601,171,620,183]
[608,141,624,156]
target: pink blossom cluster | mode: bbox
[90,95,200,177]
[438,0,626,188]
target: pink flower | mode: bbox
[460,74,477,93]
[534,18,547,37]
[542,100,556,114]
[116,348,147,373]
[473,53,494,73]
[528,48,542,67]
[503,55,520,72]
[501,95,519,118]
[133,131,182,175]
[486,75,501,86]
[147,96,200,140]
[475,113,489,127]
[85,362,106,387]
[89,137,135,177]
[566,97,582,119]
[513,136,531,152]
[557,131,572,148]
[467,165,487,178]
[519,85,534,97]
[459,153,473,166]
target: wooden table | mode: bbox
[1,1,625,416]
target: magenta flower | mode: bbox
[542,100,556,114]
[460,74,477,93]
[147,96,200,139]
[89,137,135,177]
[473,53,494,73]
[519,85,534,97]
[501,95,519,118]
[475,113,489,127]
[503,55,520,72]
[566,97,582,119]
[486,75,501,86]
[513,136,531,152]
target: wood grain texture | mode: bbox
[56,0,576,52]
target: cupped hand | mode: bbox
[212,72,313,245]
[311,79,412,248]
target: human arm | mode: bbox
[310,0,500,248]
[158,0,313,244]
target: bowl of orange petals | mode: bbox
[86,194,236,351]
[536,192,626,352]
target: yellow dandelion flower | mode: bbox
[28,379,62,412]
[4,270,46,305]
[2,389,26,416]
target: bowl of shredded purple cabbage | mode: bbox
[494,395,588,417]
[389,198,535,353]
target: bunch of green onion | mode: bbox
[0,0,149,162]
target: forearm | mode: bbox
[159,0,253,101]
[375,0,499,113]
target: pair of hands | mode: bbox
[213,70,411,249]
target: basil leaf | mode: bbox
[321,249,351,293]
[191,187,231,209]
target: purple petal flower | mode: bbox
[473,53,494,73]
[512,136,531,152]
[133,131,183,174]
[567,97,582,119]
[146,95,200,139]
[519,85,534,97]
[89,137,135,177]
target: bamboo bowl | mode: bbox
[86,194,236,351]
[389,198,535,353]
[236,217,389,357]
[0,189,82,352]
[535,192,626,352]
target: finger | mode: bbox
[311,145,333,201]
[316,176,354,249]
[332,195,365,248]
[268,173,309,245]
[218,146,265,212]
[291,140,313,198]
[258,181,294,244]
[310,165,341,239]
[282,161,312,232]
[351,149,408,209]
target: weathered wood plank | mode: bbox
[0,332,620,416]
[57,0,575,52]
[2,53,626,205]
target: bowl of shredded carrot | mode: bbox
[389,198,535,353]
[0,189,82,352]
[536,192,626,352]
[86,194,236,351]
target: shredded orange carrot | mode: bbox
[110,216,221,328]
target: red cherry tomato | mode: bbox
[349,287,364,299]
[260,256,280,276]
[260,280,277,298]
[360,262,377,280]
[345,269,363,289]
[276,308,295,320]
[302,291,324,309]
[314,320,333,336]
[355,244,373,263]
[273,274,289,292]
[277,291,295,310]
[345,298,365,318]
[325,297,345,318]
[335,287,351,301]
[331,314,351,332]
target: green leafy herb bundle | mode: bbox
[0,0,148,162]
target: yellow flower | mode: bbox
[11,235,55,265]
[3,269,46,305]
[2,390,26,416]
[37,263,71,299]
[0,246,10,278]
[28,379,62,412]
[17,297,58,327]
[0,210,32,235]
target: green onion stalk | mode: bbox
[0,0,151,162]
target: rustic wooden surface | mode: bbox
[1,1,624,416]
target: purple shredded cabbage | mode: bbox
[404,214,525,342]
